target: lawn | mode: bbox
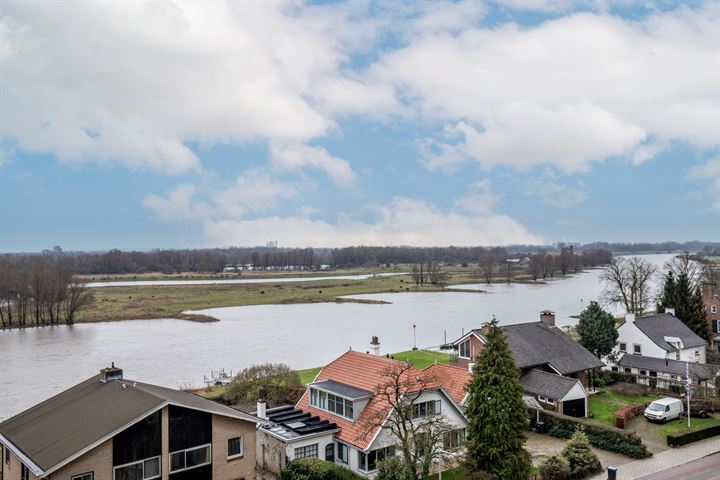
[588,388,659,426]
[429,467,463,480]
[658,416,720,442]
[391,349,453,369]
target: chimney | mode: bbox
[100,362,123,383]
[665,308,675,316]
[625,313,636,324]
[702,283,716,301]
[370,336,380,356]
[540,310,556,327]
[257,387,267,419]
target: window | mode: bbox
[712,305,717,314]
[713,320,720,333]
[72,473,94,480]
[611,366,618,372]
[337,443,349,464]
[619,343,627,353]
[4,447,9,464]
[169,444,211,473]
[640,370,646,376]
[358,447,395,472]
[538,395,555,405]
[113,457,161,480]
[228,436,243,459]
[309,388,354,420]
[21,464,29,480]
[624,367,632,374]
[459,339,471,358]
[443,428,466,451]
[633,344,641,355]
[412,400,441,420]
[294,444,318,460]
[695,350,700,357]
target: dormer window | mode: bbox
[308,380,371,421]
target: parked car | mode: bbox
[644,397,684,423]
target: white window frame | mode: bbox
[113,456,161,480]
[336,442,349,465]
[712,305,717,314]
[538,395,555,405]
[294,443,318,460]
[633,344,642,355]
[619,342,627,353]
[169,444,211,474]
[358,446,395,473]
[308,387,355,420]
[227,436,243,460]
[459,339,471,359]
[72,473,94,480]
[411,400,441,420]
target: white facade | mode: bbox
[611,314,706,365]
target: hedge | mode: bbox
[535,410,651,459]
[667,424,720,447]
[280,458,365,480]
[614,403,647,429]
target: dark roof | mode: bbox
[519,369,581,400]
[501,322,605,374]
[0,375,257,476]
[617,354,720,379]
[309,379,372,400]
[262,406,339,440]
[633,313,707,351]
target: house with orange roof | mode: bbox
[256,350,468,477]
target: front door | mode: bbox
[325,444,334,462]
[649,371,657,388]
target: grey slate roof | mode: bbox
[617,354,720,379]
[0,374,257,476]
[500,322,605,374]
[633,313,707,351]
[309,379,372,400]
[519,369,582,400]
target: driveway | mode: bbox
[625,416,670,454]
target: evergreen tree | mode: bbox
[690,286,711,341]
[656,271,677,313]
[577,301,618,359]
[560,431,602,480]
[464,319,531,479]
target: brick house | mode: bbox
[449,311,603,417]
[0,366,258,480]
[702,283,720,351]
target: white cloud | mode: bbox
[525,169,589,208]
[687,156,720,210]
[203,196,542,247]
[269,143,357,187]
[454,179,497,215]
[143,184,212,221]
[372,7,718,171]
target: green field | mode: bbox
[391,349,453,369]
[658,416,720,442]
[298,367,322,385]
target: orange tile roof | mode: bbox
[296,350,429,450]
[423,364,471,405]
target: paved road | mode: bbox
[636,453,720,480]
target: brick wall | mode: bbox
[211,414,257,480]
[51,439,112,480]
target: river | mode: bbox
[0,254,674,420]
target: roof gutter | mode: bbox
[0,433,45,477]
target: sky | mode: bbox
[0,0,718,252]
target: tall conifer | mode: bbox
[464,318,531,479]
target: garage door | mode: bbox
[563,398,586,417]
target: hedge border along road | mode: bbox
[535,409,651,459]
[666,424,720,447]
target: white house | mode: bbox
[611,312,707,364]
[257,350,468,477]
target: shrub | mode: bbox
[561,431,602,479]
[614,403,647,429]
[461,471,497,480]
[539,455,571,480]
[667,424,720,447]
[535,409,651,459]
[376,457,415,480]
[280,458,364,480]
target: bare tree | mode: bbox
[601,257,657,315]
[360,362,460,480]
[478,251,495,285]
[666,252,708,291]
[63,280,94,324]
[528,254,544,281]
[543,254,556,279]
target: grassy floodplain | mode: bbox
[75,266,497,324]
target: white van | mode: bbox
[644,397,684,423]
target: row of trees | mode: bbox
[410,262,448,286]
[0,257,94,327]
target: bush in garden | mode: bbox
[560,430,603,479]
[280,458,364,480]
[376,456,415,480]
[539,455,571,480]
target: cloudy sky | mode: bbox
[1,0,718,251]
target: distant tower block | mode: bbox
[370,336,380,356]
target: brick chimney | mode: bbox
[540,310,556,327]
[100,362,123,383]
[702,283,717,301]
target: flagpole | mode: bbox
[686,361,691,428]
